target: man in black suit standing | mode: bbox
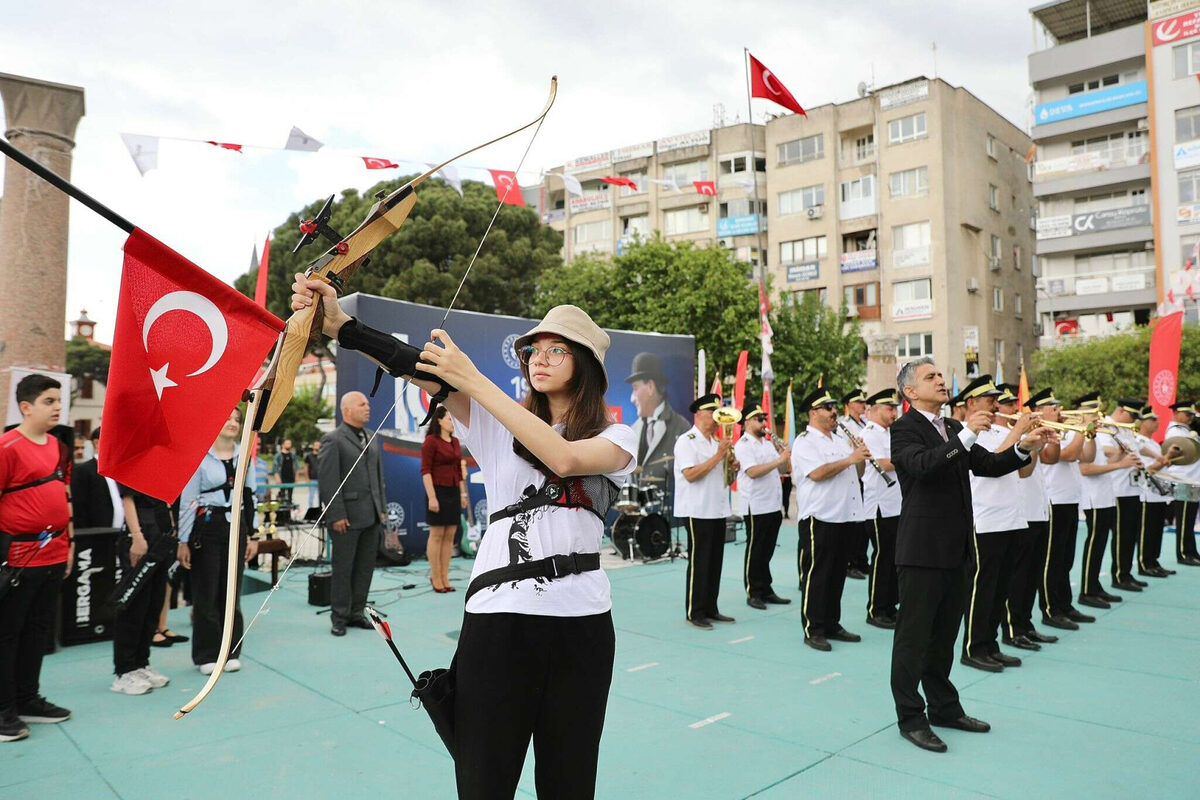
[889,361,1053,753]
[71,427,123,530]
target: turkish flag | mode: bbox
[694,180,717,196]
[98,230,284,501]
[601,176,637,190]
[488,169,525,206]
[206,141,243,152]
[1148,311,1184,442]
[362,156,399,169]
[748,53,807,117]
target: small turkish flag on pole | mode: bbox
[748,53,807,117]
[489,169,525,206]
[362,157,399,169]
[206,141,243,152]
[694,180,717,196]
[99,230,284,501]
[601,176,638,190]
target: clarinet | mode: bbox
[836,421,896,488]
[1109,430,1172,497]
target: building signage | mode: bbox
[1075,277,1110,295]
[541,208,565,224]
[879,80,929,111]
[1177,203,1200,225]
[657,130,711,153]
[716,214,763,237]
[1112,273,1148,292]
[611,141,655,162]
[892,298,934,321]
[1036,214,1073,239]
[1039,205,1152,239]
[786,262,819,283]
[840,249,877,273]
[1034,81,1147,126]
[893,245,931,269]
[1151,0,1200,21]
[565,151,612,173]
[963,325,980,378]
[569,193,611,213]
[1034,151,1110,179]
[1153,8,1200,45]
[1176,139,1200,170]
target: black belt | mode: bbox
[4,529,66,543]
[465,552,600,602]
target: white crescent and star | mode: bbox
[142,291,229,400]
[762,69,783,97]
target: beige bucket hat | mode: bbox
[514,305,610,384]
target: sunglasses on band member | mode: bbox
[517,344,574,367]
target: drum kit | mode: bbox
[611,454,677,561]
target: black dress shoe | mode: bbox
[846,568,867,580]
[900,728,947,753]
[1131,577,1149,587]
[348,618,373,630]
[1002,635,1040,652]
[688,617,714,630]
[1138,568,1168,578]
[747,597,767,610]
[828,628,861,642]
[763,593,792,605]
[1066,608,1096,623]
[930,714,991,733]
[866,614,897,629]
[1112,580,1143,592]
[1179,556,1200,566]
[1097,590,1122,602]
[804,635,832,652]
[1078,594,1111,609]
[1025,630,1058,644]
[1042,614,1079,631]
[331,622,347,637]
[960,654,1003,672]
[991,651,1023,666]
[1161,566,1177,575]
[709,613,736,623]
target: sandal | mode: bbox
[162,629,190,643]
[151,631,173,648]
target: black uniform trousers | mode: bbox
[848,520,870,573]
[0,564,61,712]
[1080,505,1115,599]
[112,529,170,676]
[963,529,1021,658]
[454,611,614,800]
[189,514,247,665]
[1172,499,1200,562]
[867,513,899,620]
[1139,501,1169,571]
[743,510,783,600]
[799,518,851,638]
[1041,503,1079,619]
[891,565,967,732]
[685,517,726,621]
[1005,522,1045,638]
[1110,495,1142,584]
[331,521,381,626]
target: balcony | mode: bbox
[1037,265,1156,315]
[840,195,877,221]
[1028,23,1145,84]
[1034,203,1152,254]
[1033,148,1149,197]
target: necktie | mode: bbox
[932,416,949,442]
[637,418,651,464]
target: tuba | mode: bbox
[712,405,743,485]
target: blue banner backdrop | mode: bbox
[338,293,696,555]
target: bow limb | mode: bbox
[174,388,261,719]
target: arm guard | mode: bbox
[336,318,456,425]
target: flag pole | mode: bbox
[744,47,772,418]
[0,136,135,234]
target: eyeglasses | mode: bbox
[517,345,573,367]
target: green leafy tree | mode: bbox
[65,336,111,383]
[266,385,331,448]
[769,292,867,401]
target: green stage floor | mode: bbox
[5,521,1199,799]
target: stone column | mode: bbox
[0,72,85,403]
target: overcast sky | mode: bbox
[2,0,1037,344]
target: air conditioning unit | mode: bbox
[806,205,825,220]
[717,237,734,248]
[988,256,1001,272]
[967,278,980,293]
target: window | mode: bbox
[988,184,1000,211]
[1175,42,1200,79]
[894,278,932,302]
[718,199,766,218]
[780,236,827,263]
[777,134,824,165]
[662,206,709,235]
[892,221,931,267]
[994,339,1005,372]
[789,288,829,306]
[661,160,709,186]
[573,220,611,244]
[1180,169,1200,205]
[1013,244,1023,271]
[1070,131,1145,160]
[719,153,765,174]
[992,287,1004,311]
[619,171,646,197]
[779,184,824,215]
[986,135,997,158]
[843,282,880,318]
[888,166,928,197]
[855,133,875,160]
[990,235,1002,259]
[1014,292,1023,318]
[1177,106,1200,142]
[888,112,927,144]
[622,215,649,237]
[840,175,876,202]
[896,332,934,358]
[1068,74,1119,94]
[844,230,876,252]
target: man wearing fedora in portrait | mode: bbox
[625,352,690,510]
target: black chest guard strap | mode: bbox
[336,317,456,425]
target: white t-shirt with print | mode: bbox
[455,397,636,617]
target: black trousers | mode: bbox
[781,477,793,518]
[1041,503,1079,619]
[1080,506,1115,598]
[1005,522,1045,638]
[1111,495,1142,583]
[1139,502,1169,571]
[963,530,1020,658]
[1172,499,1199,561]
[891,565,967,732]
[867,513,899,619]
[0,563,61,712]
[847,520,870,573]
[742,510,782,599]
[799,518,851,638]
[330,522,380,626]
[454,611,614,800]
[189,515,247,665]
[113,530,170,675]
[685,517,726,621]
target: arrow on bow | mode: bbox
[174,76,558,719]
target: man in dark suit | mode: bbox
[71,427,122,529]
[625,352,691,512]
[319,391,388,637]
[889,362,1053,753]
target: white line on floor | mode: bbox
[689,712,731,729]
[729,635,755,644]
[626,662,659,672]
[809,671,842,685]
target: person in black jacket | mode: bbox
[889,361,1053,753]
[70,428,115,529]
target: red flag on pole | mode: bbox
[253,235,271,308]
[98,230,284,501]
[488,169,525,206]
[693,180,717,196]
[601,176,638,190]
[748,53,807,117]
[1017,361,1030,409]
[206,141,243,152]
[362,156,399,169]
[1148,311,1184,443]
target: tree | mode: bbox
[65,336,111,383]
[234,177,563,321]
[768,292,866,401]
[266,385,331,447]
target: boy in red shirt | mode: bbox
[0,374,74,742]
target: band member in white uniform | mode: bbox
[1166,401,1200,566]
[1135,408,1175,578]
[859,389,901,629]
[733,402,791,609]
[838,389,870,579]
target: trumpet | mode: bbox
[712,405,742,485]
[836,420,896,487]
[995,412,1087,435]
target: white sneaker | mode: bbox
[111,672,152,695]
[198,663,217,675]
[226,658,242,672]
[134,667,169,689]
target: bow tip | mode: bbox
[173,710,187,720]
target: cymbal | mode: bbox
[640,475,665,483]
[647,454,674,466]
